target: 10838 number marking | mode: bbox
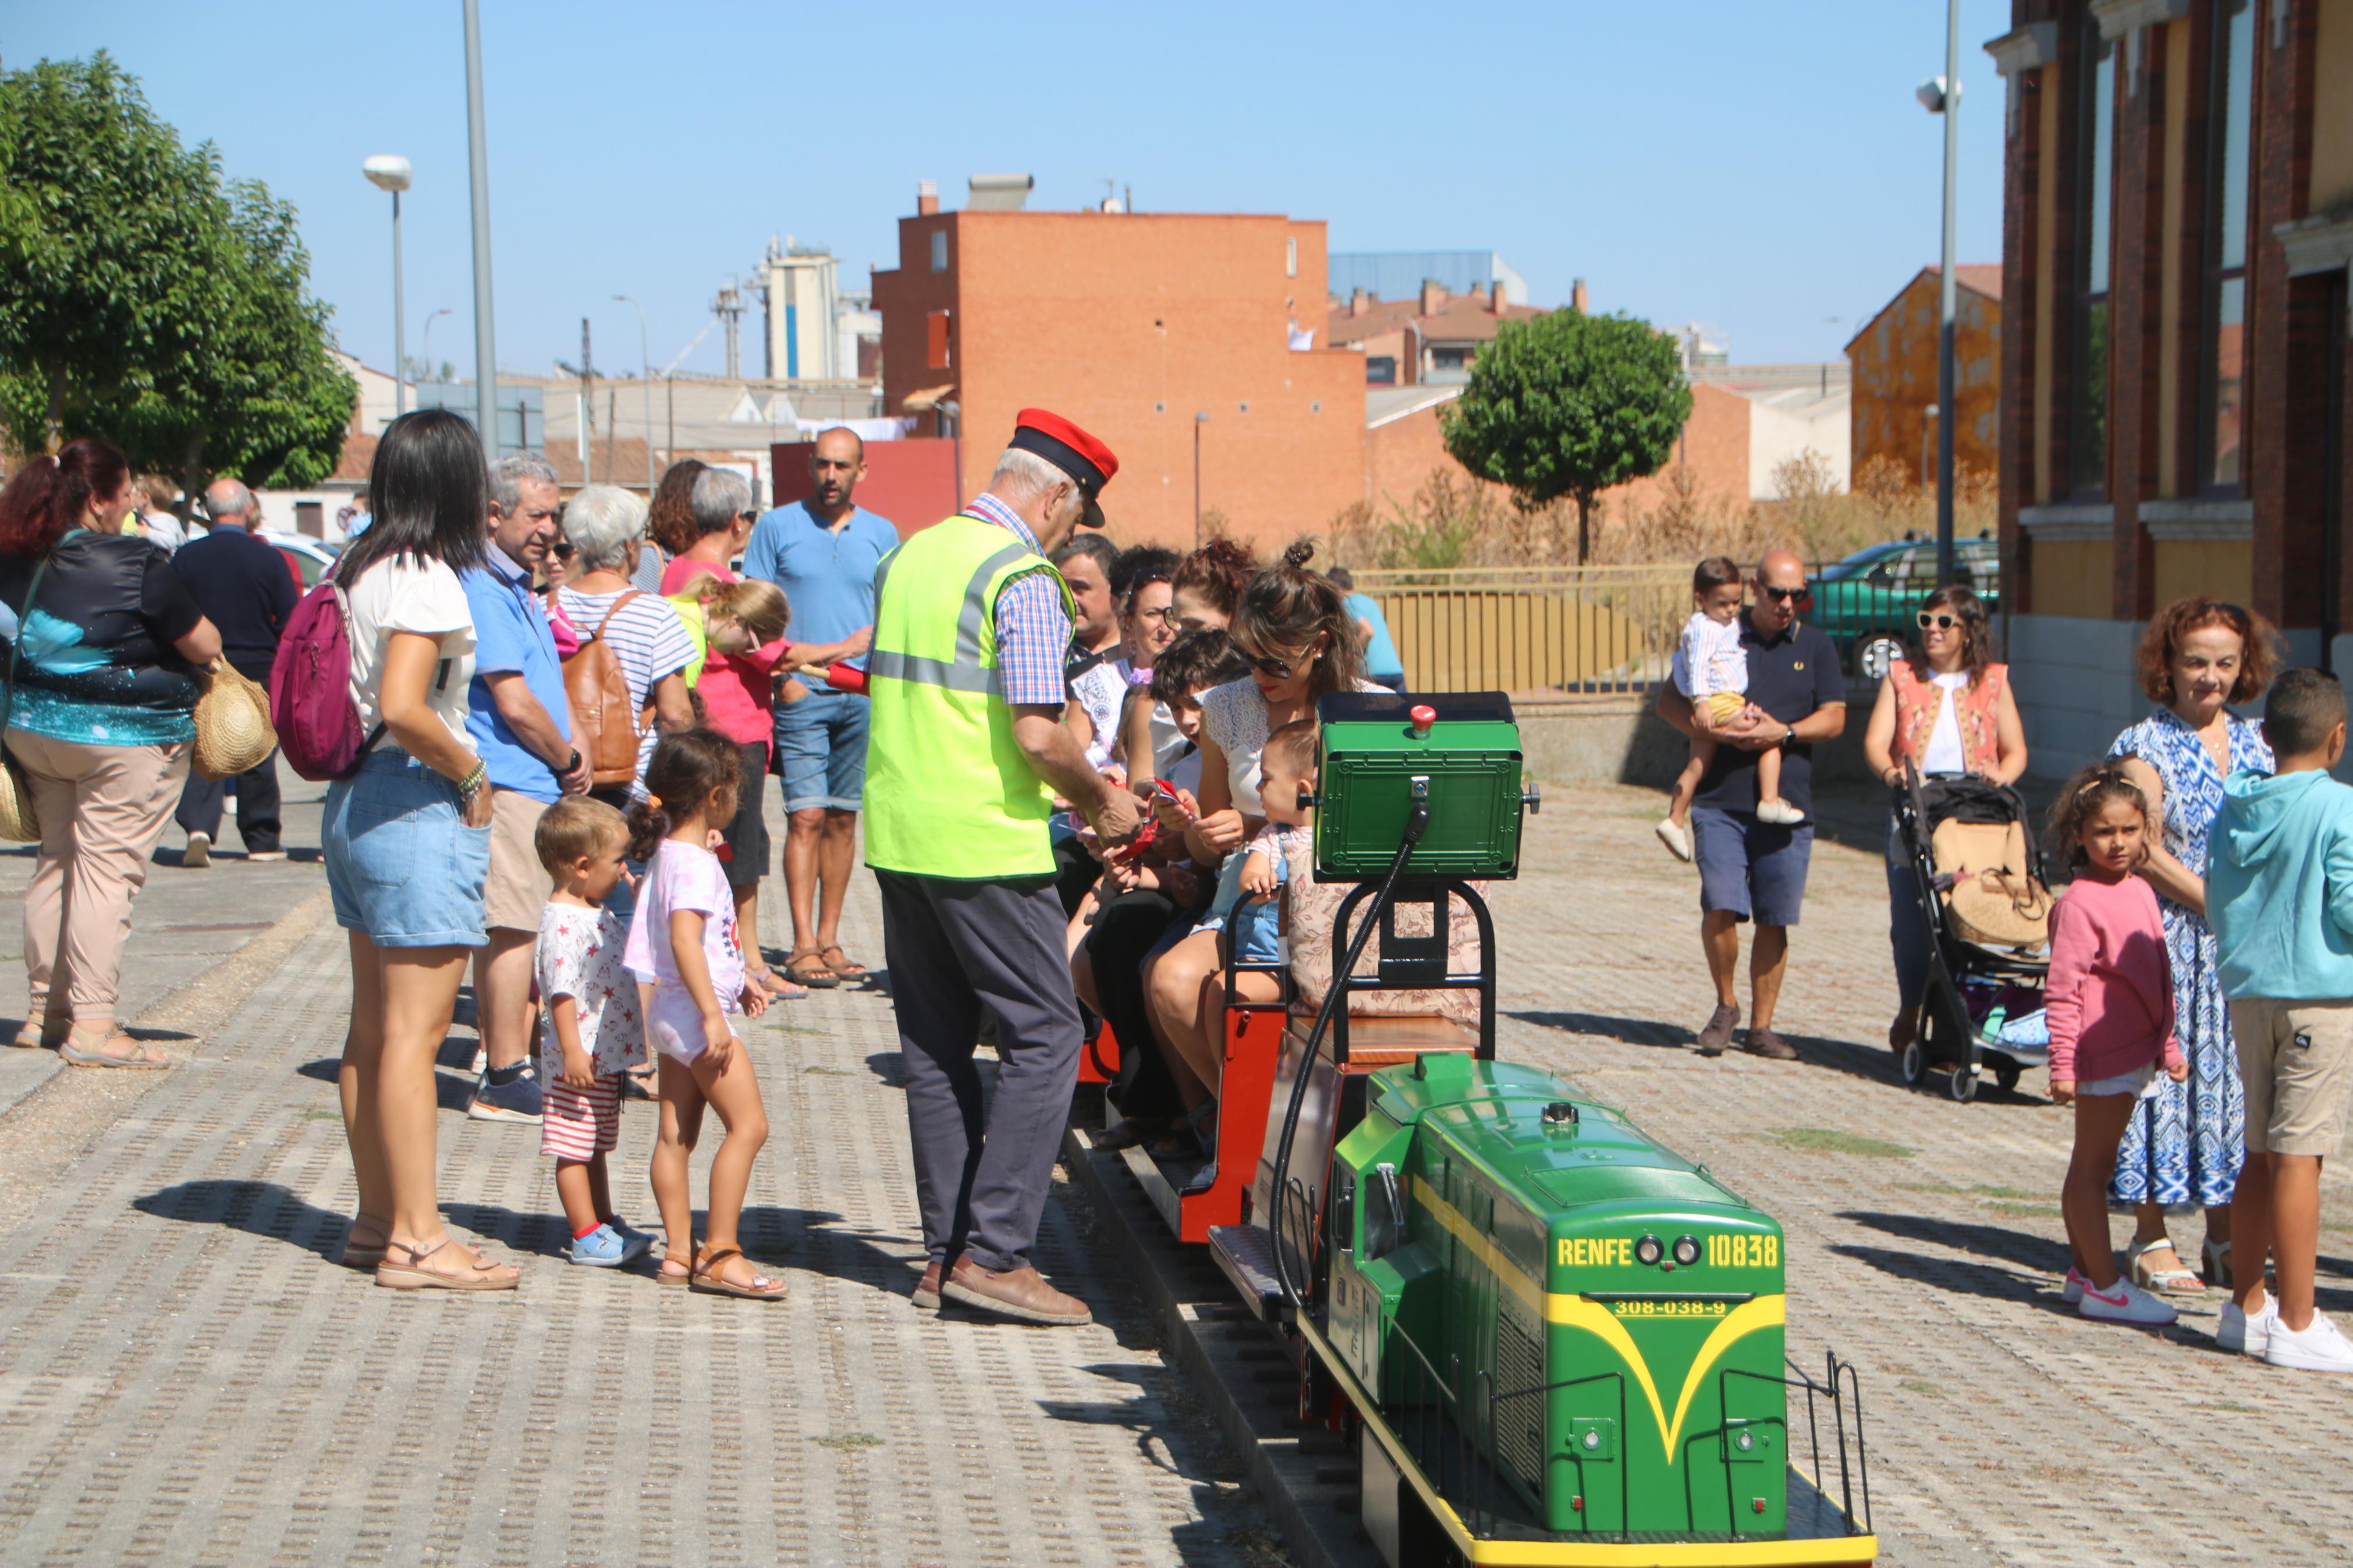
[1707,1233,1780,1269]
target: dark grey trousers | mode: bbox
[875,867,1084,1274]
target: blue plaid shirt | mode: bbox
[964,493,1073,707]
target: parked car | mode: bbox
[1807,535,2000,681]
[260,531,342,588]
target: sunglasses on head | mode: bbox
[1917,611,1961,630]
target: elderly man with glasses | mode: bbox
[1654,549,1847,1061]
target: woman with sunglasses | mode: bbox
[1142,541,1382,1185]
[2099,596,2280,1299]
[1862,583,2028,1058]
[1064,546,1179,773]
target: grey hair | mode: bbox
[489,451,560,514]
[562,483,650,571]
[690,467,753,536]
[989,446,1068,501]
[204,478,256,521]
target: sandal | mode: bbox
[2202,1236,2232,1290]
[751,967,809,1001]
[688,1243,787,1301]
[338,1217,391,1272]
[655,1248,694,1288]
[2127,1235,2204,1296]
[783,948,840,989]
[59,1032,172,1070]
[819,944,868,983]
[375,1235,520,1292]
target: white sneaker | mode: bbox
[2264,1313,2353,1373]
[2061,1267,2090,1305]
[183,831,211,869]
[1755,799,1807,826]
[2078,1276,2178,1326]
[1654,818,1694,862]
[2216,1293,2276,1356]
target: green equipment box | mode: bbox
[1311,692,1531,880]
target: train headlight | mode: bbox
[1634,1235,1663,1267]
[1673,1235,1701,1267]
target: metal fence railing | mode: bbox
[1353,566,1688,696]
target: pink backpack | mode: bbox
[269,581,379,781]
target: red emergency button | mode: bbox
[1410,705,1436,736]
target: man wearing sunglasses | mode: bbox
[1654,549,1847,1061]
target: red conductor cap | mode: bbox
[1410,705,1436,735]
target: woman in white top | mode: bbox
[321,409,517,1292]
[1861,582,2028,1057]
[1142,542,1386,1179]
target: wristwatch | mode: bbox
[564,748,583,777]
[1775,724,1793,749]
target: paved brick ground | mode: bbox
[0,789,1274,1568]
[3,777,2348,1567]
[1489,785,2353,1568]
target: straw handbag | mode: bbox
[0,546,68,844]
[191,658,276,780]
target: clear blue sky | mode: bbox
[2,1,2011,379]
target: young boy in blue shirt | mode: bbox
[2207,667,2353,1372]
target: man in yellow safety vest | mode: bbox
[865,409,1144,1325]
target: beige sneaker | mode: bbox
[1755,798,1807,826]
[1654,818,1694,861]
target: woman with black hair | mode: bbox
[0,438,223,1066]
[324,408,517,1291]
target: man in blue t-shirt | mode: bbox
[461,454,591,1125]
[743,426,897,988]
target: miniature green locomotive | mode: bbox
[1328,1054,1792,1544]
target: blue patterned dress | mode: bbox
[2104,709,2272,1211]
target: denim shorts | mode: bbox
[1691,803,1813,927]
[772,688,871,812]
[323,747,491,948]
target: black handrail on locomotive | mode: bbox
[1484,1368,1634,1541]
[1269,796,1430,1313]
[1716,1356,1875,1539]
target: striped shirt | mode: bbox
[964,493,1073,707]
[552,586,696,789]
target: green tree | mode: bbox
[0,52,352,494]
[1441,307,1691,563]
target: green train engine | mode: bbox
[1201,693,1874,1567]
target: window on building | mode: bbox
[1432,347,1471,371]
[1365,355,1397,386]
[929,229,948,272]
[2070,33,2117,497]
[1286,236,1298,278]
[926,310,950,371]
[2201,0,2256,491]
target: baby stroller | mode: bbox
[1892,763,2053,1101]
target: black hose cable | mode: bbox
[1270,802,1428,1313]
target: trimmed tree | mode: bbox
[0,52,352,490]
[1440,307,1691,563]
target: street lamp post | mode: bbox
[614,295,654,493]
[420,308,452,400]
[1918,0,1962,584]
[1193,412,1209,546]
[462,0,500,459]
[362,156,413,418]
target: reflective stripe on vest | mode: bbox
[863,517,1071,879]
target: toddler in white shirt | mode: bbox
[1658,556,1802,861]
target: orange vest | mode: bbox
[1890,658,2006,776]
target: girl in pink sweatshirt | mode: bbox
[2044,766,2191,1327]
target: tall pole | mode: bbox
[1193,413,1208,546]
[616,295,652,492]
[391,191,406,417]
[1934,0,1961,583]
[463,0,500,458]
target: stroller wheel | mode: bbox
[1992,1059,2022,1096]
[1900,1036,1926,1086]
[1947,1062,1978,1103]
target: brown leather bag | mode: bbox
[554,590,654,787]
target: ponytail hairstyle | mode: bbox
[2046,763,2152,871]
[704,577,790,646]
[1170,538,1258,620]
[1234,539,1365,699]
[0,438,132,557]
[626,728,744,863]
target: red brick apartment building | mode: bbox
[872,194,1365,546]
[1989,0,2353,775]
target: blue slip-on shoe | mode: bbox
[568,1224,633,1268]
[468,1064,544,1124]
[602,1218,654,1265]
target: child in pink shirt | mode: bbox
[2044,765,2189,1327]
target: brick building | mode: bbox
[870,189,1365,546]
[1325,280,1551,386]
[1988,0,2353,776]
[1846,264,2004,486]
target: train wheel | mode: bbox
[1900,1036,1926,1086]
[1947,1062,1977,1102]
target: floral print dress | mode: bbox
[2105,707,2272,1211]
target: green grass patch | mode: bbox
[801,1065,854,1076]
[1756,1128,1915,1159]
[764,1023,826,1036]
[1985,1200,2065,1218]
[811,1432,881,1452]
[1897,1379,1948,1398]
